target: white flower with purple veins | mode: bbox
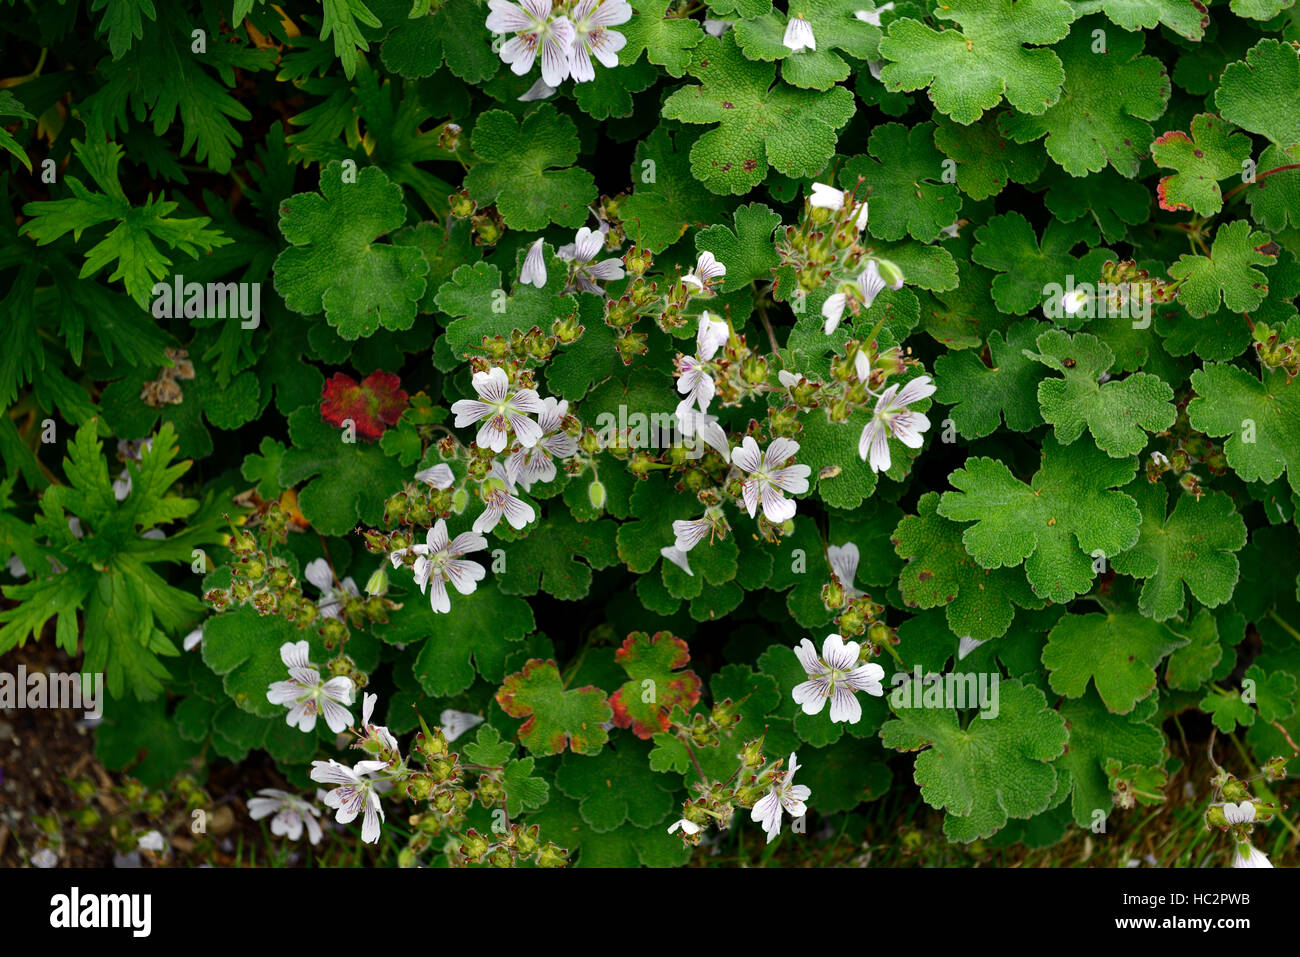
[792,633,885,724]
[440,709,486,742]
[247,789,324,845]
[677,408,731,459]
[695,310,729,360]
[310,759,388,844]
[782,14,816,51]
[451,366,544,453]
[859,375,936,473]
[750,752,812,843]
[266,640,355,734]
[660,545,694,577]
[360,693,400,754]
[827,542,864,598]
[732,436,811,523]
[508,397,578,489]
[304,558,358,620]
[675,354,715,416]
[414,463,455,489]
[183,627,204,652]
[473,461,537,534]
[520,238,547,288]
[822,260,889,334]
[411,519,488,613]
[486,0,575,87]
[668,818,701,835]
[568,0,631,83]
[559,226,625,293]
[1223,802,1256,825]
[683,252,727,293]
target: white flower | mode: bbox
[676,408,731,459]
[866,59,883,81]
[660,545,694,576]
[304,557,359,620]
[1061,288,1089,316]
[809,181,844,210]
[137,830,167,853]
[266,641,355,734]
[31,847,58,868]
[782,14,816,51]
[568,0,631,83]
[507,397,578,489]
[694,310,729,360]
[821,293,847,334]
[451,366,545,453]
[703,18,732,35]
[731,436,811,523]
[183,627,204,651]
[473,461,537,534]
[520,238,547,288]
[823,261,890,335]
[310,759,388,844]
[858,375,936,473]
[411,518,488,613]
[792,634,884,723]
[778,369,804,389]
[854,2,893,26]
[247,789,324,845]
[668,818,701,835]
[414,463,455,489]
[683,252,727,293]
[359,692,400,754]
[558,225,625,293]
[750,752,812,843]
[1223,801,1257,825]
[827,542,863,597]
[673,517,712,552]
[487,0,575,87]
[440,709,486,742]
[675,354,715,415]
[957,636,987,660]
[1232,843,1273,868]
[520,77,558,101]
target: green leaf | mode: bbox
[1042,609,1187,713]
[1186,363,1300,493]
[620,126,732,253]
[660,33,856,195]
[620,0,705,77]
[1215,39,1300,152]
[733,0,883,91]
[1054,691,1165,828]
[1110,483,1247,620]
[1025,329,1176,457]
[1068,0,1208,40]
[933,319,1047,439]
[463,104,597,230]
[1001,20,1170,178]
[1152,114,1254,217]
[434,261,578,361]
[878,0,1075,125]
[840,122,962,242]
[92,0,158,58]
[496,510,619,600]
[937,438,1141,603]
[274,162,429,338]
[0,92,35,171]
[496,658,613,756]
[971,212,1112,316]
[880,678,1067,841]
[202,605,322,718]
[933,114,1047,201]
[556,735,678,831]
[694,202,781,292]
[1168,220,1277,319]
[894,492,1042,641]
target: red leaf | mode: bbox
[320,370,409,441]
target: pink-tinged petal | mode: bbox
[793,637,823,675]
[769,464,811,495]
[568,36,595,81]
[740,478,760,518]
[444,558,486,595]
[764,435,800,466]
[542,432,579,458]
[451,399,492,427]
[448,530,489,556]
[673,518,710,552]
[588,28,625,68]
[846,662,885,694]
[760,483,796,523]
[415,463,455,489]
[504,36,538,75]
[504,495,536,529]
[427,574,451,613]
[288,702,317,733]
[320,696,353,734]
[267,681,302,706]
[893,375,936,407]
[520,238,547,288]
[828,543,859,588]
[731,435,762,474]
[859,419,890,472]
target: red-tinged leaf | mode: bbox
[496,658,612,756]
[609,631,702,739]
[320,370,409,441]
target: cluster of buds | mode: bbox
[1252,321,1300,379]
[454,824,568,868]
[1147,400,1228,497]
[478,324,564,364]
[1105,759,1168,809]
